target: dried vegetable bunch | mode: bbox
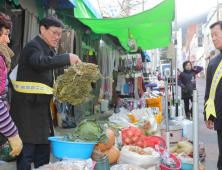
[53,62,113,105]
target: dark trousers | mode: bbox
[218,130,222,170]
[17,143,50,170]
[183,96,193,114]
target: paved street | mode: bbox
[197,78,218,169]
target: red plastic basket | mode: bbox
[159,149,181,170]
[148,136,167,150]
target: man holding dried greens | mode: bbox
[10,16,81,170]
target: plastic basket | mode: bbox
[181,162,193,170]
[154,111,162,124]
[94,155,110,170]
[145,97,162,104]
[159,149,181,170]
[147,136,167,150]
[48,137,97,160]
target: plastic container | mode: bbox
[182,120,193,141]
[181,162,193,170]
[161,129,182,143]
[159,149,181,170]
[153,87,160,91]
[145,97,162,111]
[48,137,98,160]
[170,105,183,117]
[170,95,181,106]
[101,99,109,112]
[94,154,110,170]
[94,104,100,114]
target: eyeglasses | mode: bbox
[48,28,62,38]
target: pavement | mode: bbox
[1,78,219,170]
[196,78,218,169]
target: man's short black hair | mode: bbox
[210,21,222,30]
[39,15,64,34]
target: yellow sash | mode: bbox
[205,60,222,120]
[9,65,53,94]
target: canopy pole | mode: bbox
[165,79,170,151]
[193,90,199,170]
[174,0,178,117]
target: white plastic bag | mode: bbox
[177,152,193,163]
[118,146,160,169]
[111,164,158,170]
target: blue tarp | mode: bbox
[82,0,102,18]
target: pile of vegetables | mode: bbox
[170,141,193,156]
[93,129,120,164]
[61,119,109,143]
[133,115,161,137]
[121,126,144,147]
[121,126,160,149]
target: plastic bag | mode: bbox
[0,142,16,162]
[118,146,160,169]
[177,152,193,163]
[35,157,95,170]
[160,150,176,169]
[111,164,159,170]
[108,114,135,127]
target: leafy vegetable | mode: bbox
[64,119,109,143]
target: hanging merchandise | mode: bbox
[53,63,113,106]
[136,54,142,70]
[126,54,133,70]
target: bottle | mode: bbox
[170,95,181,106]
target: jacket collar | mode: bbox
[34,36,54,55]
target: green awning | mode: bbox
[78,0,174,51]
[8,0,19,6]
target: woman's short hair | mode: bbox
[183,61,192,70]
[0,12,12,36]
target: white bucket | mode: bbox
[182,120,193,141]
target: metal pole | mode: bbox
[165,79,170,151]
[193,90,199,170]
[174,0,178,116]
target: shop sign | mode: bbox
[190,55,196,62]
[182,52,186,61]
[197,25,203,47]
[107,4,121,18]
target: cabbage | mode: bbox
[65,119,109,143]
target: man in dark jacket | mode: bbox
[204,21,222,170]
[10,16,81,170]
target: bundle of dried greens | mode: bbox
[53,63,113,105]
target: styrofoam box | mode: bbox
[161,129,182,143]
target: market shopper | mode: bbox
[10,16,81,170]
[178,61,203,120]
[204,21,222,170]
[0,12,23,156]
